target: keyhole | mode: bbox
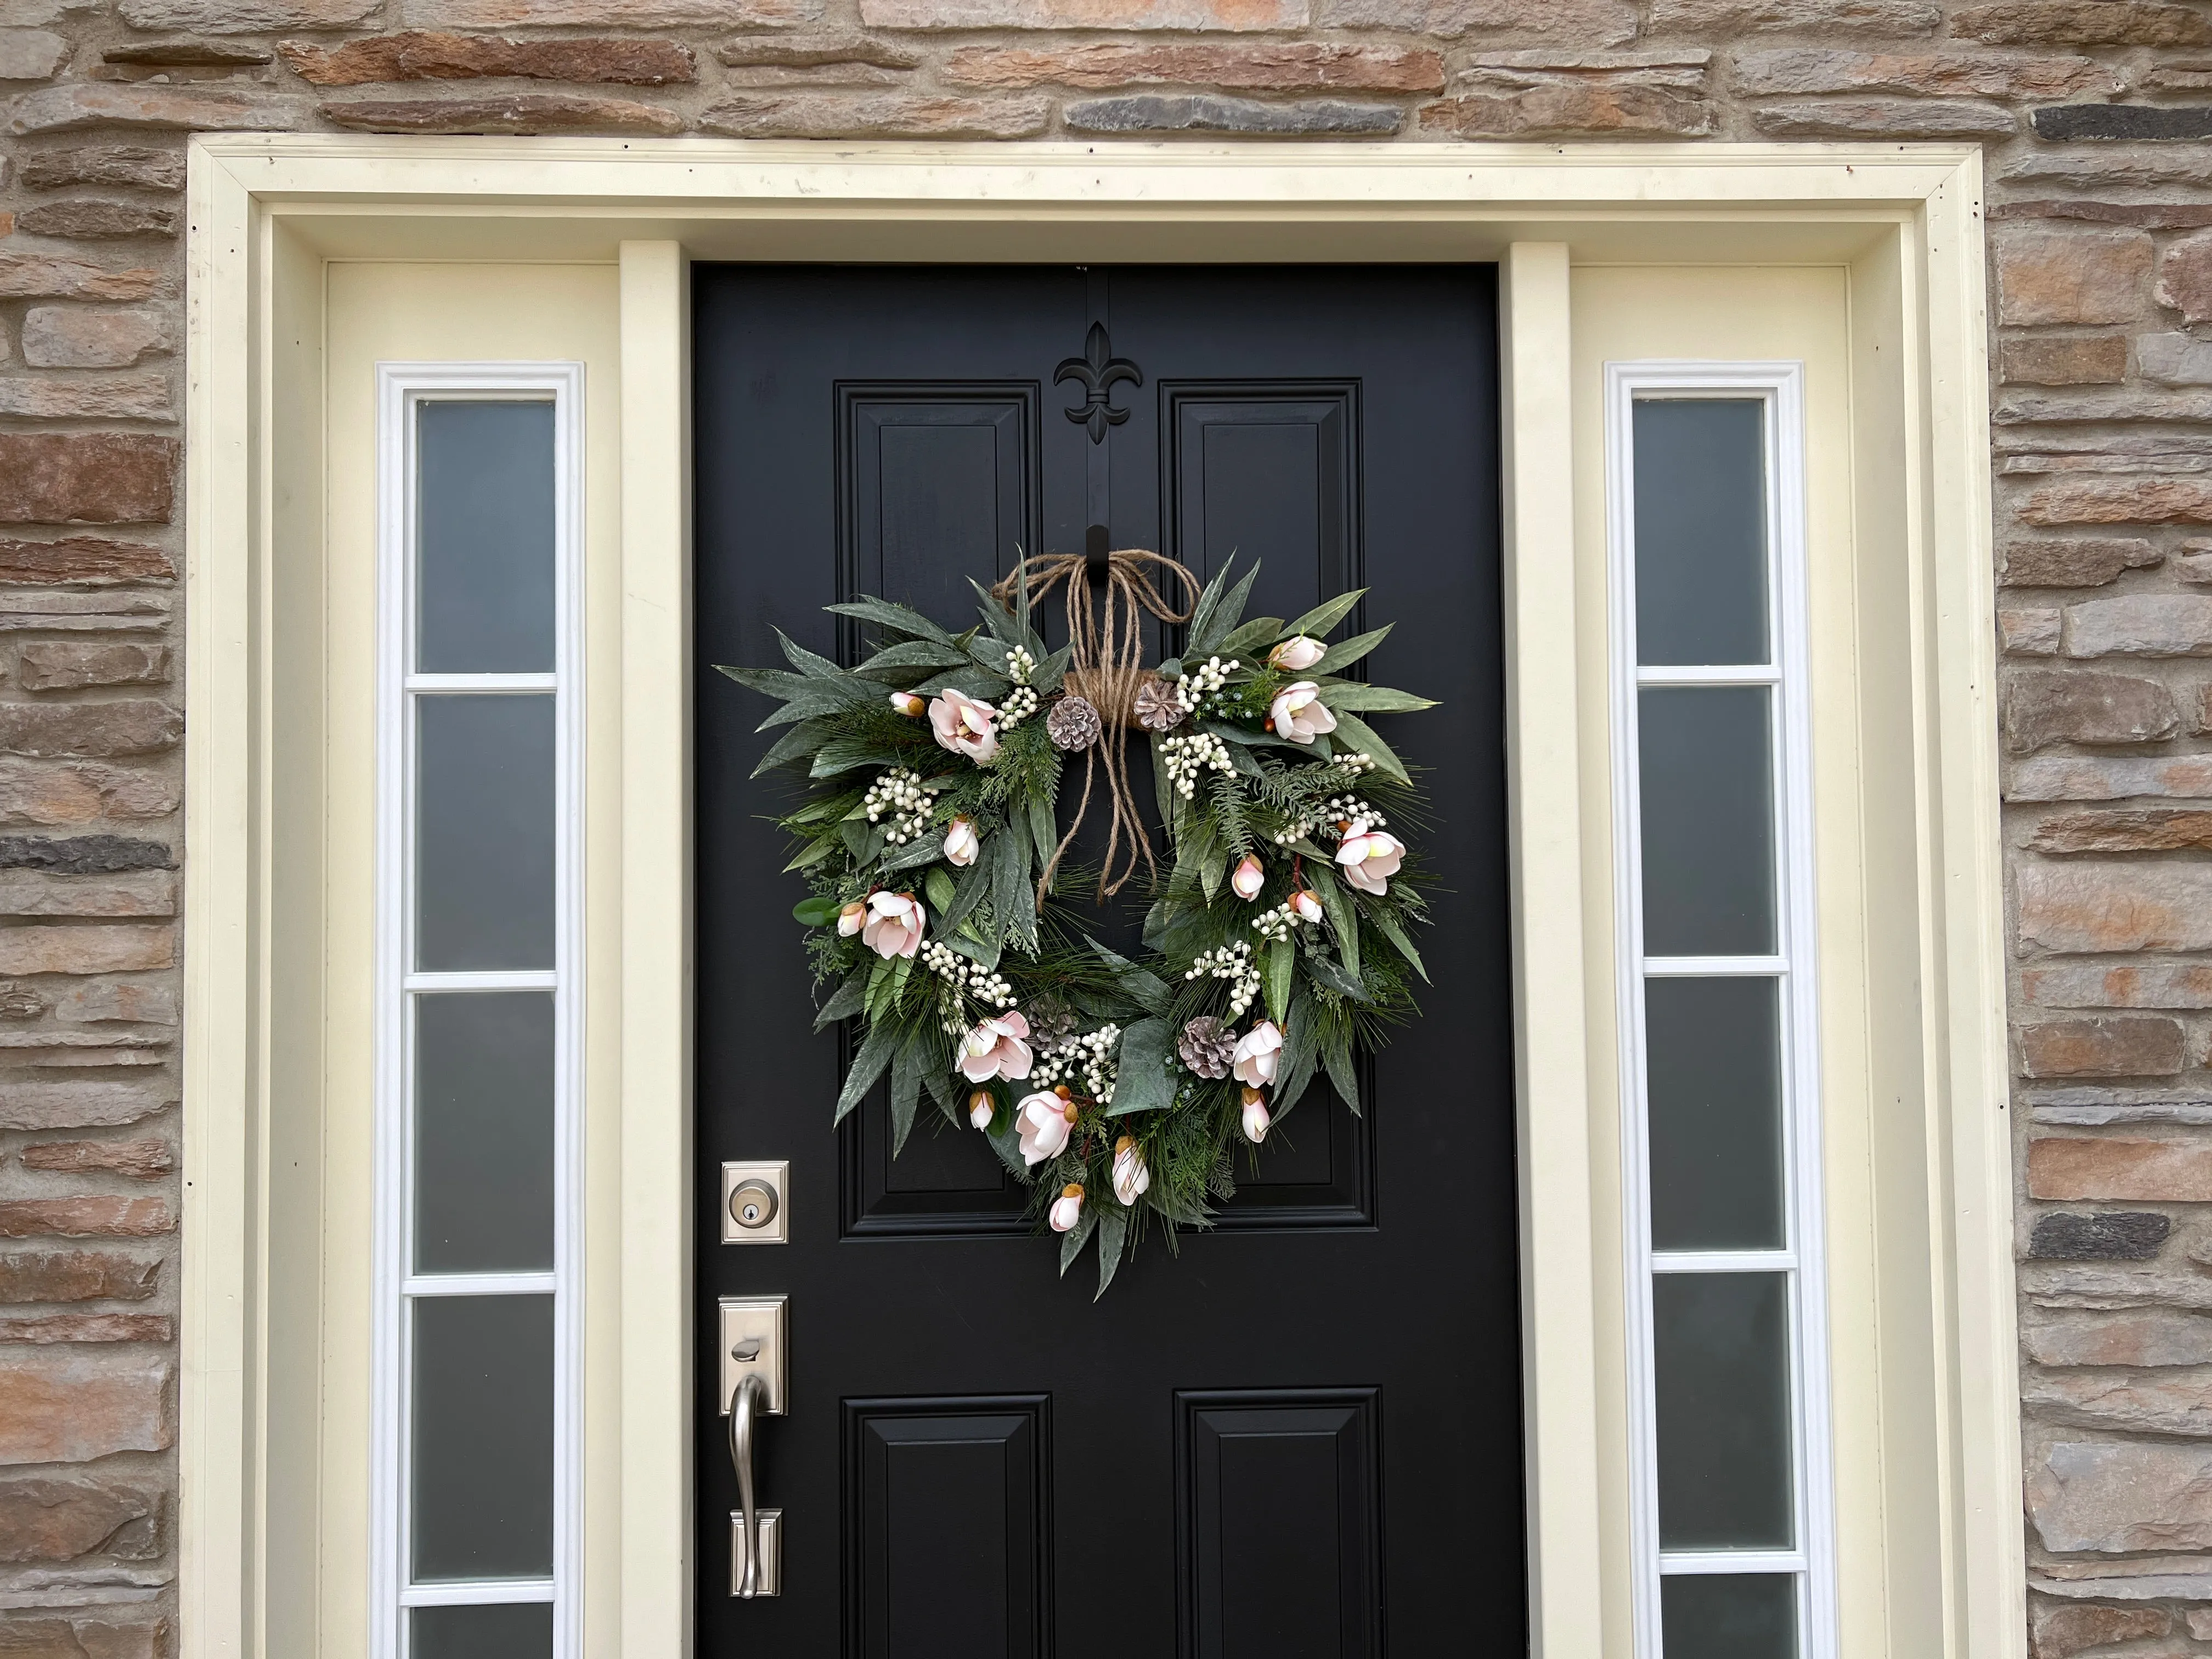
[741,1202,761,1223]
[730,1178,779,1231]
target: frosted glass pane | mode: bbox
[417,400,556,674]
[416,695,555,972]
[411,1295,554,1582]
[1633,398,1768,668]
[412,1603,552,1659]
[1661,1574,1797,1659]
[1639,687,1776,958]
[415,992,555,1274]
[1655,1272,1793,1550]
[1646,977,1785,1252]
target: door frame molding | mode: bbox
[182,137,2010,1658]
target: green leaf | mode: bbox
[1094,1205,1131,1301]
[839,819,874,861]
[1369,906,1429,983]
[1282,588,1367,644]
[1311,625,1391,678]
[781,836,839,874]
[1028,793,1058,872]
[991,827,1036,955]
[1273,990,1319,1116]
[1308,864,1359,980]
[1322,1034,1362,1116]
[855,639,970,679]
[924,867,958,913]
[751,718,834,777]
[964,577,1040,657]
[878,834,943,874]
[1265,937,1294,1026]
[1217,616,1286,659]
[1307,954,1368,1002]
[1057,1205,1098,1276]
[1030,644,1073,694]
[1325,709,1409,784]
[1189,560,1260,658]
[792,894,840,927]
[826,596,958,648]
[832,1021,897,1123]
[775,629,849,681]
[1198,826,1227,904]
[889,1037,926,1155]
[1105,1017,1176,1116]
[1086,938,1171,1016]
[810,737,900,779]
[1315,684,1437,714]
[939,853,993,936]
[814,963,871,1032]
[923,1066,960,1128]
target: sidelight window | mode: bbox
[1607,366,1835,1659]
[373,368,584,1659]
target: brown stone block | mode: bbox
[2030,1137,2212,1199]
[0,541,172,588]
[2019,1016,2185,1077]
[2066,594,2212,657]
[0,1252,158,1304]
[13,201,176,240]
[2158,231,2212,327]
[0,703,181,759]
[714,33,919,69]
[4,82,313,133]
[2001,535,2157,583]
[0,1199,174,1240]
[860,0,1304,21]
[0,1354,167,1464]
[1649,0,1939,27]
[2023,962,2212,1007]
[2001,667,2176,751]
[2021,477,2212,526]
[119,0,375,24]
[0,29,67,79]
[1955,0,2212,43]
[2029,1601,2168,1658]
[18,148,185,193]
[0,1084,170,1133]
[1421,82,1710,136]
[405,0,815,21]
[0,377,173,424]
[1321,0,1635,28]
[1997,228,2154,326]
[2026,1367,2212,1434]
[18,645,172,692]
[2017,861,2212,952]
[2024,1310,2212,1366]
[0,1618,169,1659]
[2000,607,2062,654]
[20,1141,172,1179]
[278,32,696,86]
[0,1314,172,1342]
[0,438,173,528]
[944,41,1442,92]
[1730,46,2116,97]
[2000,337,2129,387]
[1751,97,2016,137]
[19,308,170,373]
[0,926,175,976]
[322,91,686,134]
[2030,808,2212,853]
[702,92,1051,137]
[1994,199,2212,230]
[0,257,160,304]
[54,981,176,1025]
[0,761,175,827]
[102,39,273,66]
[0,872,176,918]
[0,1476,160,1562]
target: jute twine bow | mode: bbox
[992,548,1199,901]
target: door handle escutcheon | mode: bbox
[727,1372,779,1598]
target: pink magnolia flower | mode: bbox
[860,890,926,959]
[888,690,927,717]
[1290,889,1323,924]
[943,816,980,867]
[958,1011,1033,1084]
[1240,1085,1272,1144]
[1111,1136,1151,1205]
[836,900,867,936]
[1017,1088,1077,1166]
[1269,681,1338,745]
[1049,1183,1086,1233]
[1230,855,1265,901]
[1335,821,1406,896]
[928,687,1001,764]
[1232,1021,1283,1088]
[968,1090,995,1131]
[1269,635,1327,672]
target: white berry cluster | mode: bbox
[1186,940,1261,1018]
[1252,900,1302,944]
[864,768,937,845]
[1032,1024,1122,1105]
[1004,644,1037,684]
[1160,731,1234,799]
[1272,812,1316,846]
[1323,795,1386,832]
[998,683,1041,729]
[921,940,1014,1032]
[1334,753,1378,774]
[1174,655,1240,716]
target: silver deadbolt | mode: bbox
[721,1160,789,1245]
[731,1180,778,1230]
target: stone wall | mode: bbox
[3,0,2211,1649]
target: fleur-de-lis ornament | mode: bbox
[1054,321,1142,444]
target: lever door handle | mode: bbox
[727,1372,780,1598]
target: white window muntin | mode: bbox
[1605,361,1836,1659]
[372,363,586,1659]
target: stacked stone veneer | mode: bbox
[2,0,2212,1650]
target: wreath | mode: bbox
[720,550,1434,1296]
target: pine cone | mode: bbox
[1134,677,1184,732]
[1026,996,1078,1049]
[1178,1015,1236,1080]
[1047,693,1102,752]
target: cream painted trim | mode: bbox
[182,136,2014,1659]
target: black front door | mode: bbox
[693,264,1520,1656]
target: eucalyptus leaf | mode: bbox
[1325,709,1409,784]
[1198,835,1227,904]
[1282,588,1367,643]
[1315,684,1437,714]
[839,819,873,861]
[1217,616,1286,659]
[826,596,958,648]
[1058,1205,1098,1277]
[1094,1205,1131,1301]
[751,717,834,777]
[781,836,839,874]
[792,894,839,927]
[1311,625,1391,677]
[1307,953,1368,1002]
[923,1066,960,1128]
[1272,989,1319,1116]
[889,1038,926,1155]
[1265,937,1294,1026]
[832,1021,897,1123]
[855,638,970,679]
[991,827,1036,954]
[1369,906,1429,983]
[1322,1034,1361,1116]
[814,963,871,1032]
[939,853,992,936]
[1106,1017,1176,1116]
[1189,561,1260,658]
[810,737,900,779]
[1086,938,1171,1016]
[776,629,849,681]
[878,834,944,874]
[1308,863,1359,980]
[1028,794,1058,871]
[924,867,958,913]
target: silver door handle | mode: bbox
[729,1372,775,1598]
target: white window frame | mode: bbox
[371,362,588,1659]
[1605,361,1837,1659]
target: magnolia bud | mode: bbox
[1290,889,1323,924]
[1111,1135,1151,1205]
[888,690,927,716]
[1269,635,1327,672]
[1049,1183,1085,1233]
[837,900,867,936]
[1230,855,1265,902]
[968,1090,994,1131]
[1240,1085,1271,1144]
[943,816,980,868]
